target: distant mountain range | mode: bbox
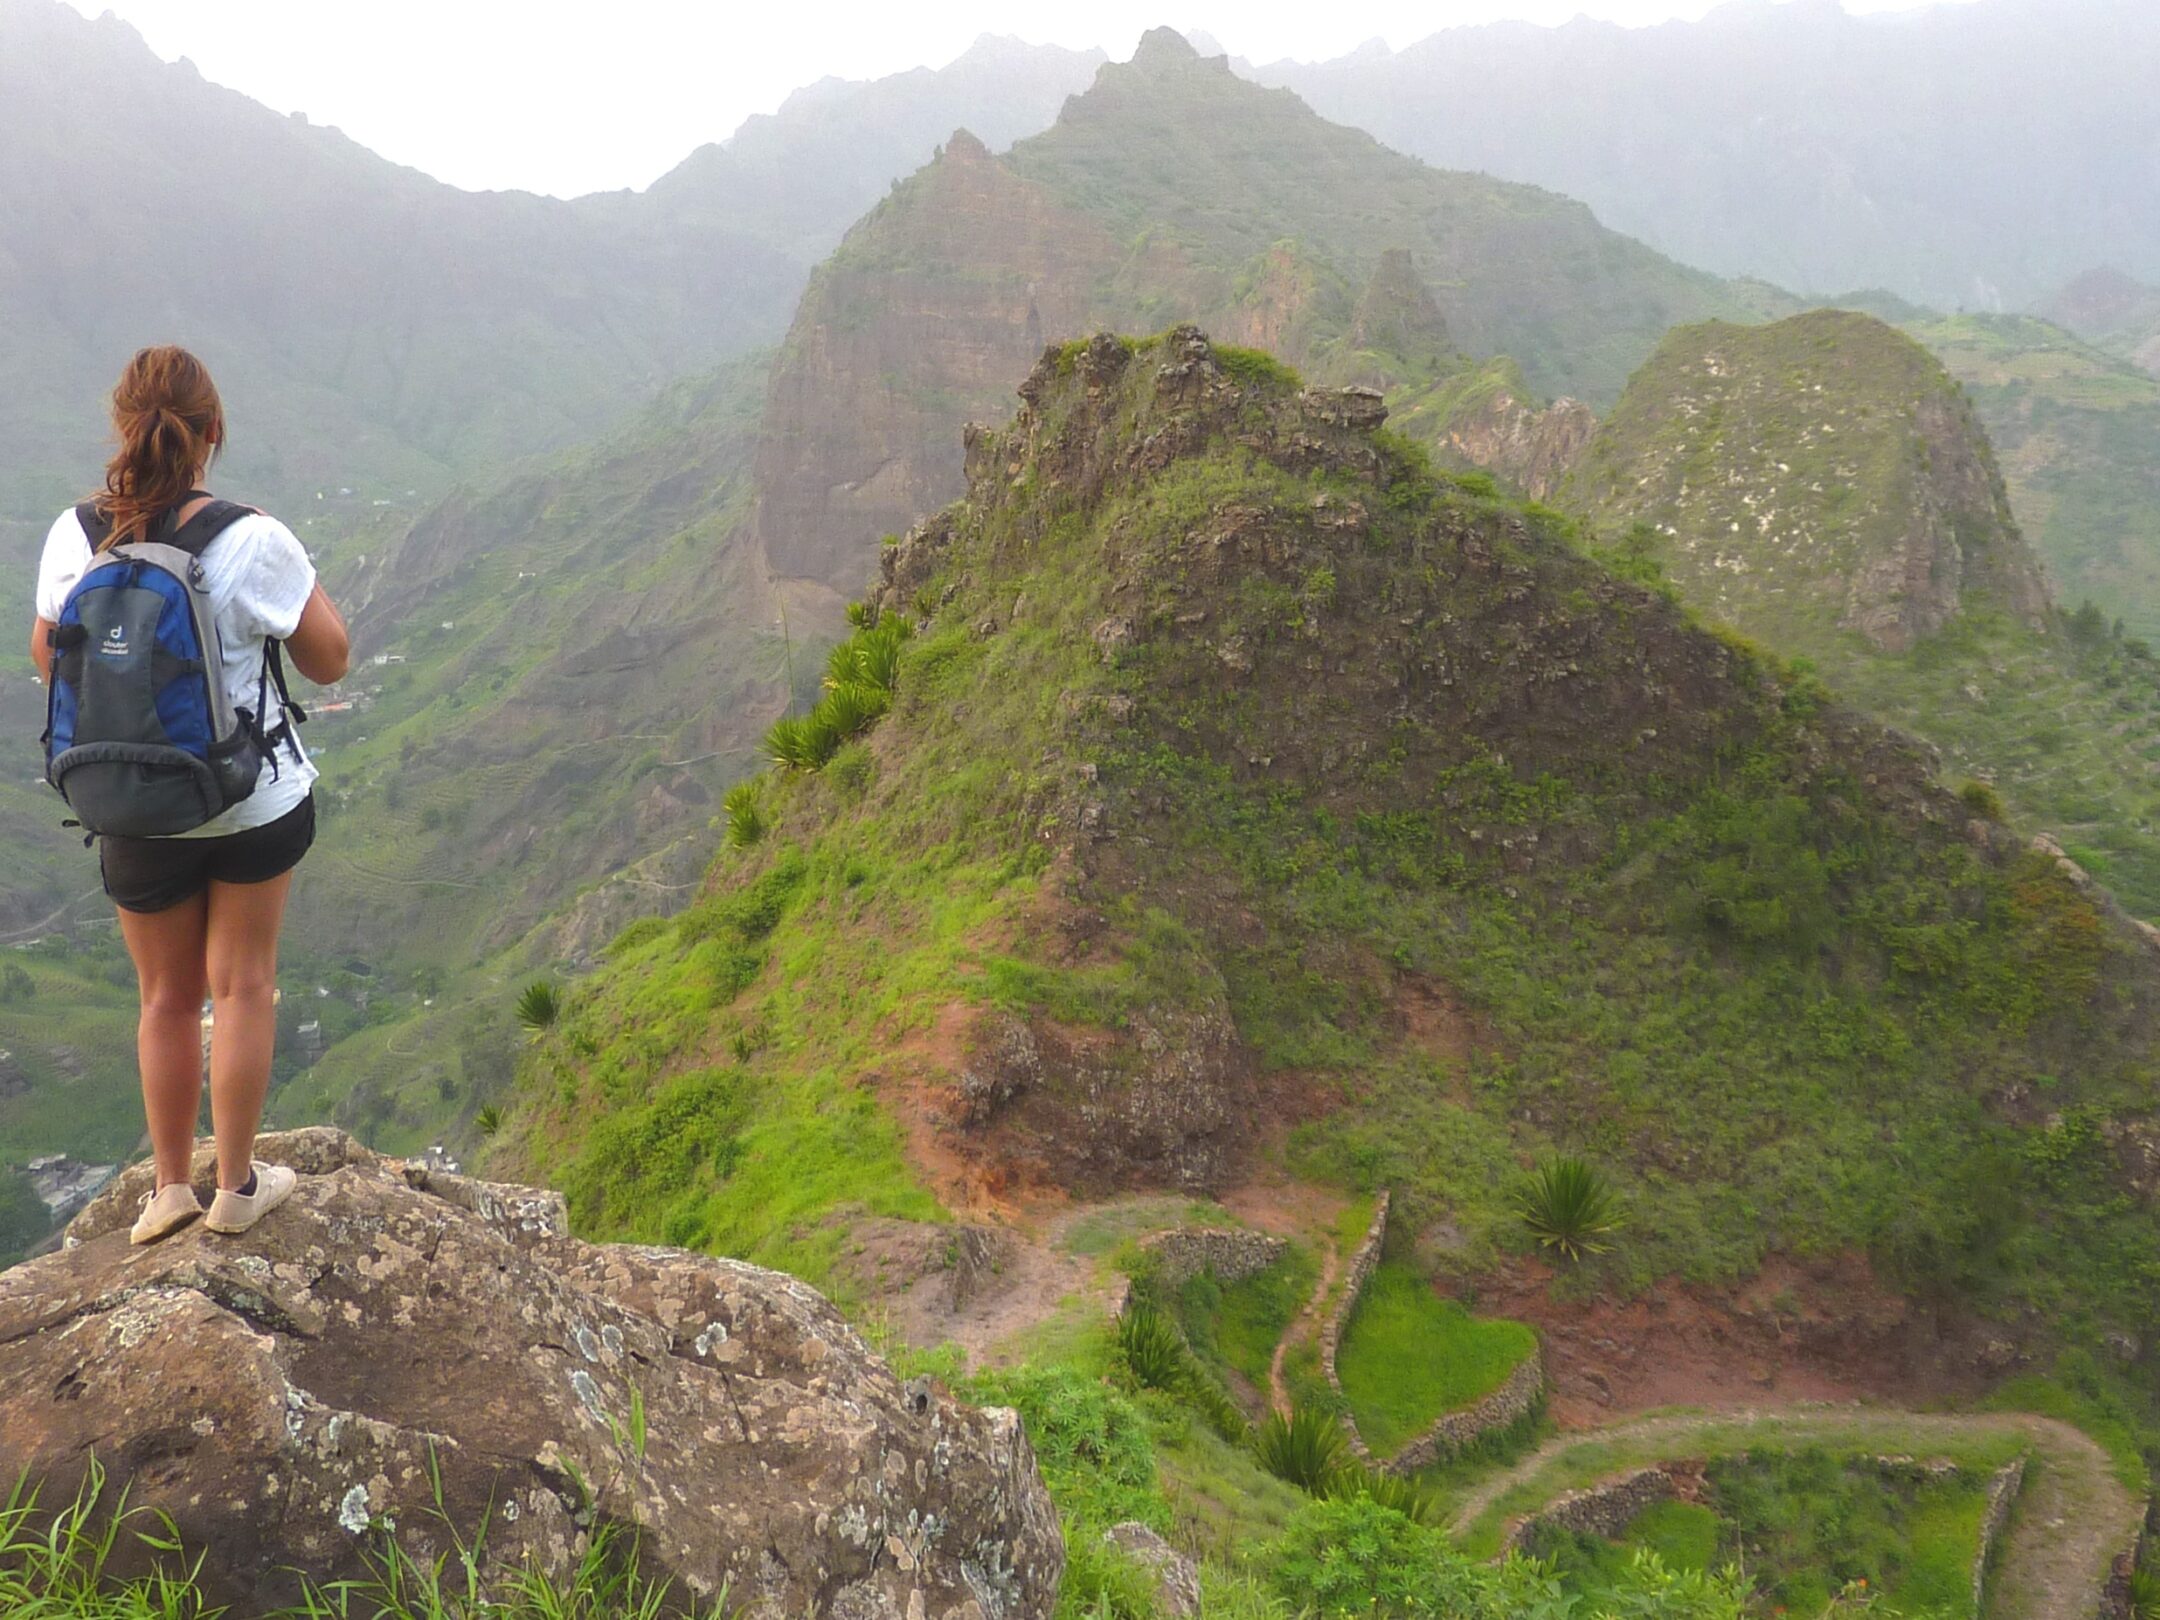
[1255,0,2160,313]
[0,0,1097,521]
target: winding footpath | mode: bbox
[1266,1227,1344,1417]
[1444,1404,2142,1620]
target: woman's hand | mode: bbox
[286,583,350,685]
[29,615,54,682]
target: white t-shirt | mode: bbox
[36,505,320,838]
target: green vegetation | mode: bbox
[1530,1450,1997,1620]
[504,330,2160,1458]
[1169,1248,1318,1396]
[1255,1405,1352,1493]
[1517,1157,1624,1262]
[513,982,560,1031]
[0,1459,727,1620]
[1334,1260,1538,1456]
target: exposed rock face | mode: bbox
[1349,247,1453,363]
[1101,1523,1198,1619]
[1439,381,1594,501]
[1,1130,1062,1618]
[1569,309,2053,653]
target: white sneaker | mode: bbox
[204,1162,298,1235]
[130,1181,205,1245]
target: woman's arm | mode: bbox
[284,582,350,685]
[29,616,53,682]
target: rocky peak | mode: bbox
[1570,309,2053,653]
[1130,27,1204,69]
[942,126,993,163]
[1349,247,1454,363]
[0,1130,1062,1617]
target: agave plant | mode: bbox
[1519,1155,1623,1261]
[1254,1404,1349,1494]
[514,981,560,1031]
[816,682,890,743]
[765,714,839,771]
[1115,1304,1188,1391]
[474,1104,503,1137]
[722,780,768,849]
[825,620,911,697]
[1321,1465,1438,1525]
[2128,1569,2160,1620]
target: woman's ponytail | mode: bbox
[94,347,225,550]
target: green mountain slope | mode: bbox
[750,27,1784,612]
[499,330,2160,1398]
[1569,309,2160,916]
[2044,268,2160,379]
[0,0,800,519]
[1910,313,2160,642]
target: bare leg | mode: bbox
[204,872,294,1192]
[117,894,211,1189]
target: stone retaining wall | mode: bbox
[1386,1347,1546,1475]
[2097,1498,2155,1620]
[1139,1227,1290,1288]
[1503,1466,1679,1552]
[1321,1193,1392,1459]
[1970,1458,2025,1615]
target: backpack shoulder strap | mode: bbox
[72,501,111,551]
[162,499,259,557]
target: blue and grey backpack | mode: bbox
[42,494,305,838]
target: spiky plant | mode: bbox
[514,981,560,1031]
[722,780,768,849]
[1321,1465,1438,1524]
[816,682,890,742]
[1519,1155,1623,1261]
[1116,1304,1187,1391]
[474,1105,503,1137]
[2128,1569,2160,1620]
[766,713,839,771]
[1254,1405,1349,1494]
[845,600,877,630]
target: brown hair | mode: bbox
[94,346,225,551]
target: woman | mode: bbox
[30,347,350,1245]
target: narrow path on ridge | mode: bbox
[1444,1404,2141,1620]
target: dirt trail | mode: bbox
[1445,1404,2141,1620]
[1266,1226,1342,1417]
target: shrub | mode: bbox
[514,981,560,1031]
[1958,778,2006,822]
[474,1105,502,1137]
[722,780,768,848]
[765,714,837,771]
[1321,1464,1439,1525]
[817,682,890,743]
[1254,1404,1350,1493]
[1518,1156,1622,1261]
[2129,1569,2160,1620]
[1116,1303,1187,1390]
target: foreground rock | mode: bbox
[0,1129,1062,1617]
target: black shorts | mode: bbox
[99,795,316,914]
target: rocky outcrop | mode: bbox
[1571,309,2054,654]
[1440,383,1594,502]
[1,1130,1062,1618]
[1101,1523,1199,1619]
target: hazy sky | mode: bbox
[65,0,1980,198]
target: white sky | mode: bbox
[64,0,1981,198]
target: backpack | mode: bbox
[42,494,306,838]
